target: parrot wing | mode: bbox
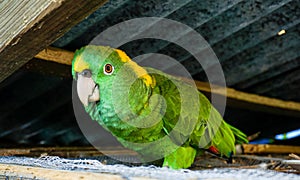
[146,67,247,157]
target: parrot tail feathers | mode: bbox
[208,121,247,158]
[228,123,248,144]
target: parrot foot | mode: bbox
[162,146,197,169]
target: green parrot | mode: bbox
[72,45,248,169]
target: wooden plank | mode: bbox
[0,0,107,83]
[0,164,124,180]
[242,144,300,154]
[193,81,300,117]
[35,46,74,65]
[0,147,137,157]
[35,47,74,65]
[34,47,300,117]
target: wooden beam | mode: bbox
[193,81,300,118]
[35,47,74,65]
[0,146,137,158]
[0,0,107,83]
[0,164,124,180]
[242,144,300,154]
[34,47,300,117]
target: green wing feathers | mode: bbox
[193,93,248,157]
[227,123,249,145]
[149,69,248,167]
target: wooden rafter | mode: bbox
[1,145,300,157]
[0,146,137,157]
[242,144,300,154]
[0,0,107,83]
[194,81,300,118]
[35,46,74,65]
[34,47,300,118]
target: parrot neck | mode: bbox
[94,77,155,135]
[127,60,155,88]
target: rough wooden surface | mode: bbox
[0,0,107,83]
[35,46,75,65]
[0,164,124,180]
[0,147,137,158]
[35,46,74,65]
[1,145,300,158]
[0,1,54,48]
[242,144,300,154]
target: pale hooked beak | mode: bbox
[77,73,100,106]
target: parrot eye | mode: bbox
[104,64,114,75]
[80,69,92,78]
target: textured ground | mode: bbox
[0,156,299,180]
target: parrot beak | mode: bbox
[76,73,100,106]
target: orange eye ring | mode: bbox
[103,64,114,75]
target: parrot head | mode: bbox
[72,45,154,107]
